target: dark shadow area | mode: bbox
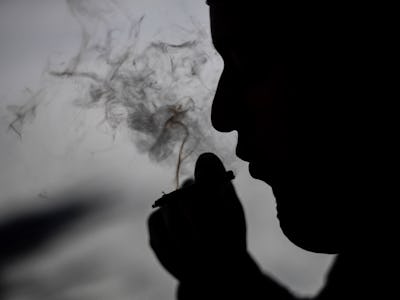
[0,198,102,297]
[0,201,95,265]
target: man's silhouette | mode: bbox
[148,1,393,299]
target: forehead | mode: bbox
[208,5,368,90]
[209,5,309,53]
[208,4,355,46]
[209,5,303,59]
[209,5,269,41]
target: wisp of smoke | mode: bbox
[6,88,45,139]
[7,0,235,189]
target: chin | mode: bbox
[250,160,345,254]
[248,161,281,186]
[278,215,341,254]
[273,182,344,254]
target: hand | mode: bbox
[147,153,248,282]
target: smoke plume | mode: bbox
[6,0,235,189]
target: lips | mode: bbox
[236,140,272,183]
[248,162,260,178]
[249,158,288,189]
[249,161,273,184]
[236,133,284,185]
[236,151,251,163]
[235,143,252,162]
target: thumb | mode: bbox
[193,153,247,249]
[193,152,237,211]
[194,152,227,186]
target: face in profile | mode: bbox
[209,4,364,253]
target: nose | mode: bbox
[211,67,241,133]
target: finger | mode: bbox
[162,202,194,246]
[147,210,185,279]
[194,153,240,212]
[180,178,195,188]
[194,152,227,185]
[193,153,247,241]
[148,209,169,251]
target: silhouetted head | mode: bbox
[207,1,389,253]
